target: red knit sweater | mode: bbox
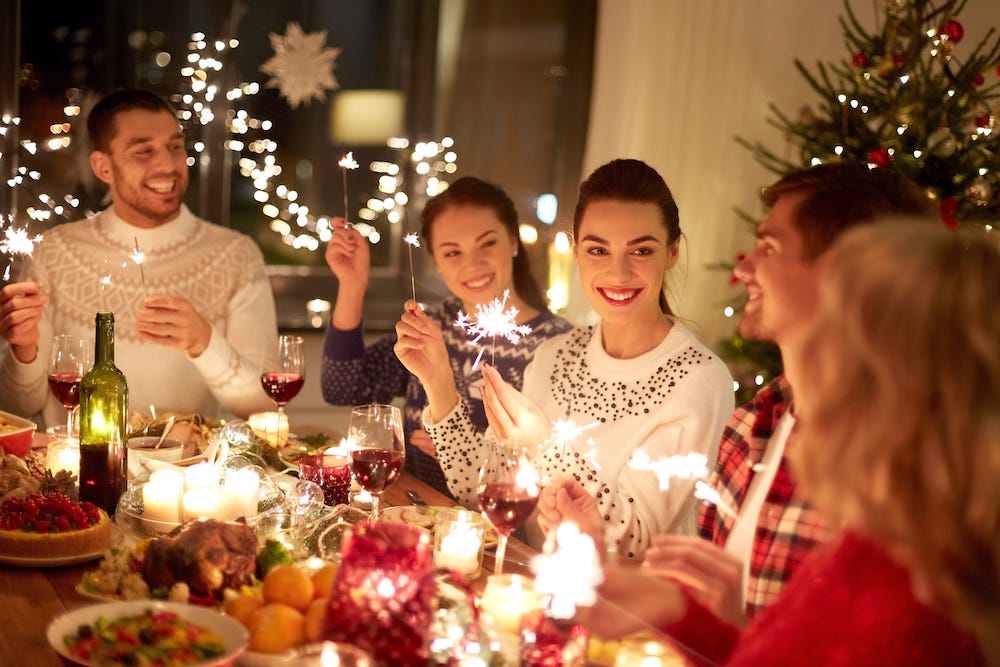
[665,532,985,666]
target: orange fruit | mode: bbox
[304,597,329,643]
[311,562,338,600]
[223,592,264,628]
[262,564,314,611]
[247,603,306,654]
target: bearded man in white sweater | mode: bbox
[0,88,277,424]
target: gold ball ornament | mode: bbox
[966,177,992,207]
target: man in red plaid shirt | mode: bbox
[639,162,933,627]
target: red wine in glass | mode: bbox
[48,373,83,409]
[350,448,405,494]
[48,335,89,439]
[260,372,304,405]
[478,483,539,534]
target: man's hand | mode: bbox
[642,534,748,627]
[537,477,605,550]
[136,295,212,357]
[0,282,47,363]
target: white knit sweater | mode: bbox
[0,205,278,425]
[426,320,734,559]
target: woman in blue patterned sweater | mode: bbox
[321,176,572,497]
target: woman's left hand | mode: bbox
[480,363,552,445]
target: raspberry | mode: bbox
[53,517,71,533]
[33,520,50,533]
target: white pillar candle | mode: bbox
[434,510,485,577]
[220,468,261,520]
[143,468,184,524]
[479,574,542,635]
[46,439,80,478]
[182,487,220,521]
[184,461,220,492]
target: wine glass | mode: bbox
[347,403,405,520]
[48,334,90,440]
[260,334,306,441]
[477,439,541,575]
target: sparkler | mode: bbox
[550,417,602,473]
[694,480,740,521]
[403,232,420,302]
[0,218,42,282]
[130,236,147,289]
[628,450,709,491]
[454,290,532,369]
[338,151,359,224]
[530,522,604,619]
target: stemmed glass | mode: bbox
[260,334,306,440]
[477,439,541,575]
[347,404,405,520]
[48,334,90,440]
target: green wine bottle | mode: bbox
[78,311,129,515]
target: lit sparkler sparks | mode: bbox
[338,151,359,223]
[550,418,602,472]
[403,232,420,302]
[130,236,147,288]
[0,222,42,281]
[628,450,708,491]
[531,522,604,619]
[454,290,532,369]
[694,480,740,521]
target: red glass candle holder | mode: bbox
[298,454,351,506]
[520,609,589,667]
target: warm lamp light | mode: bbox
[330,90,405,145]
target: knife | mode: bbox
[406,489,428,506]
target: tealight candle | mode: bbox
[143,469,183,523]
[46,439,80,478]
[220,468,261,520]
[479,573,542,635]
[433,509,486,578]
[184,461,220,492]
[182,486,220,521]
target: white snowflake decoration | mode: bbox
[260,22,341,108]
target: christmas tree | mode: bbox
[723,0,1000,403]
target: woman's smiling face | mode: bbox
[428,204,519,310]
[574,199,678,324]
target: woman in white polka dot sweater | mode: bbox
[395,159,734,559]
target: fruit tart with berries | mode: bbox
[0,492,111,560]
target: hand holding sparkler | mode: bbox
[0,281,46,362]
[480,363,552,446]
[536,477,605,551]
[135,294,213,357]
[392,299,459,419]
[641,534,748,627]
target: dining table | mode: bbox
[0,432,538,664]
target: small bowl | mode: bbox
[47,599,247,666]
[0,410,36,458]
[126,436,184,481]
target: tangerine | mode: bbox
[247,603,306,654]
[223,592,264,628]
[311,562,338,599]
[304,597,329,643]
[262,564,314,611]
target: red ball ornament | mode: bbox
[892,53,905,67]
[867,147,893,168]
[852,52,867,67]
[940,19,964,43]
[939,198,959,230]
[975,113,991,128]
[973,74,985,87]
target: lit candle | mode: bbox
[479,574,542,635]
[143,470,183,523]
[46,439,80,478]
[182,487,220,521]
[184,461,220,492]
[220,468,261,520]
[248,411,289,447]
[434,510,485,577]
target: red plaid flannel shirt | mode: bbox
[698,375,831,619]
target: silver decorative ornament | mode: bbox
[928,127,957,158]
